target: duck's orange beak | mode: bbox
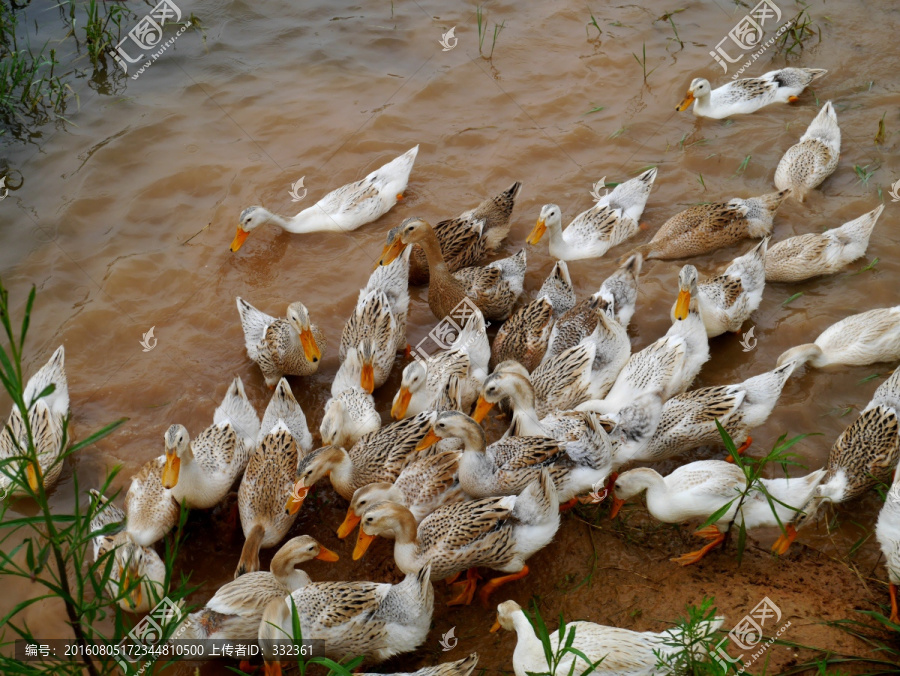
[314,545,340,562]
[230,227,250,252]
[336,507,362,539]
[26,461,42,492]
[377,237,407,268]
[415,427,442,451]
[676,90,695,112]
[526,218,547,245]
[353,529,376,560]
[299,328,321,363]
[264,661,283,676]
[472,395,494,423]
[490,618,502,633]
[161,452,180,489]
[391,386,412,419]
[674,289,691,321]
[361,362,375,394]
[122,566,143,611]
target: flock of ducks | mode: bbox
[3,65,900,674]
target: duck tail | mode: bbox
[805,68,828,82]
[513,468,559,523]
[235,524,265,579]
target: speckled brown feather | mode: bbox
[490,298,554,371]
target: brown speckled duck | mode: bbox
[404,182,522,284]
[378,218,526,321]
[774,101,840,201]
[634,190,789,260]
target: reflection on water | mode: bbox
[1,0,898,670]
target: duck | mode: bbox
[593,253,643,328]
[392,309,490,419]
[285,413,436,514]
[537,260,577,318]
[90,489,166,613]
[765,205,884,282]
[776,305,900,368]
[236,379,311,577]
[675,68,827,118]
[478,365,618,447]
[404,182,522,285]
[161,377,260,509]
[775,366,900,555]
[259,566,433,672]
[875,467,900,623]
[336,245,412,393]
[542,306,629,401]
[336,448,464,538]
[614,460,826,564]
[527,169,657,260]
[422,411,612,506]
[635,362,797,464]
[579,265,709,412]
[482,338,597,422]
[230,145,418,252]
[633,189,789,260]
[686,238,768,337]
[125,455,180,547]
[774,101,840,201]
[359,654,479,676]
[493,599,724,676]
[353,470,559,606]
[490,262,574,371]
[183,535,338,641]
[236,298,325,387]
[319,385,380,449]
[0,345,67,497]
[378,217,526,321]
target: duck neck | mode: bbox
[416,226,450,276]
[507,384,543,436]
[270,557,311,591]
[545,217,566,251]
[391,509,425,570]
[322,448,354,498]
[511,611,548,674]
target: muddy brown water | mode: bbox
[1,0,899,673]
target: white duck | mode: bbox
[774,101,840,201]
[0,346,67,497]
[579,265,709,412]
[776,305,900,368]
[231,145,418,251]
[493,600,724,676]
[765,205,884,282]
[687,238,768,337]
[676,68,826,118]
[875,466,900,624]
[614,460,826,565]
[161,377,260,509]
[528,168,657,260]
